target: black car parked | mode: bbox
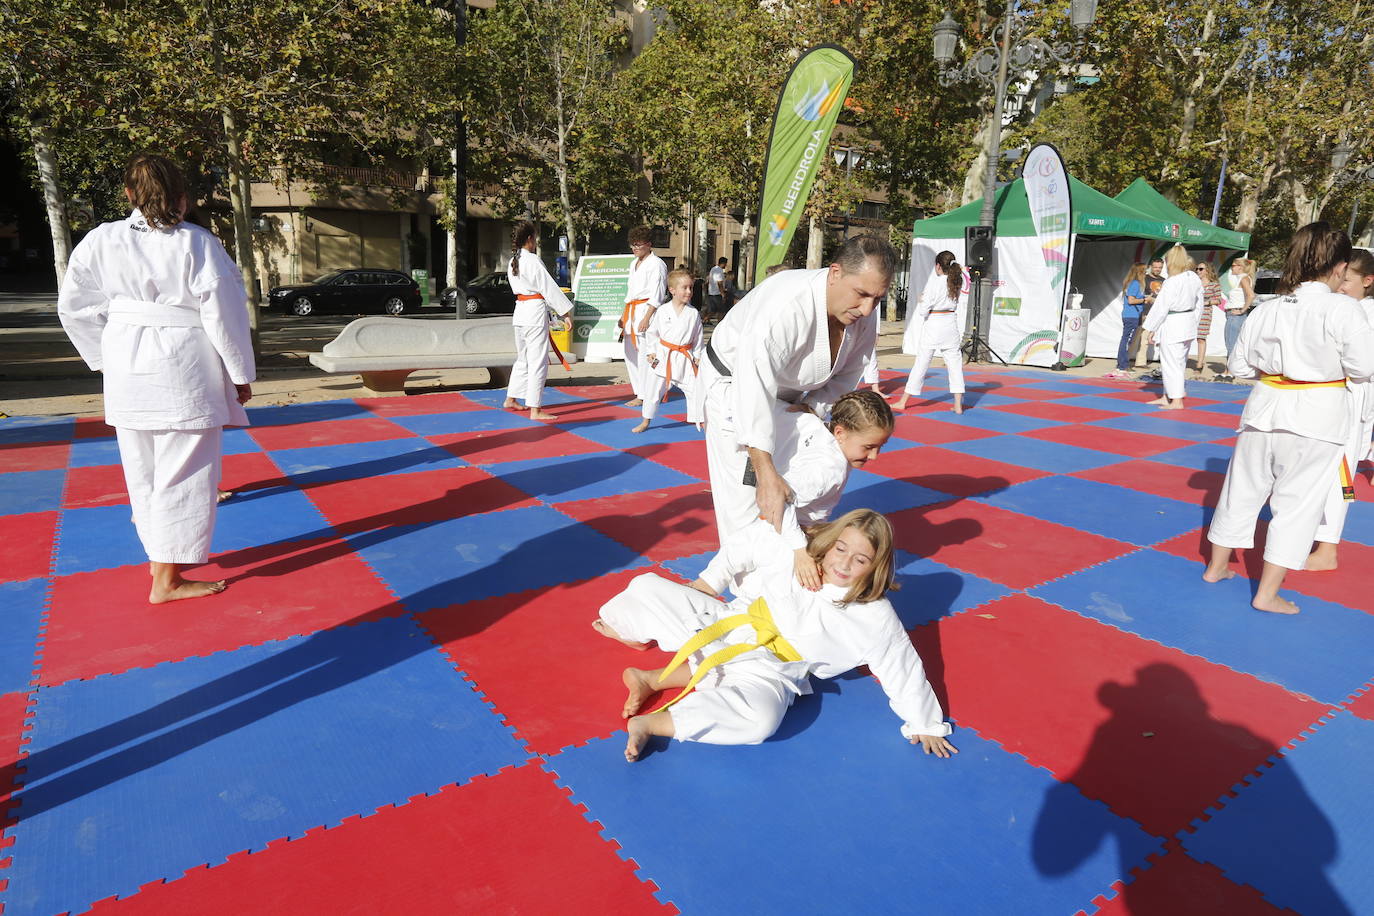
[267,269,422,317]
[440,272,517,315]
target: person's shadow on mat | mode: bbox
[1031,664,1348,915]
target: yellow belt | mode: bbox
[1258,375,1356,501]
[650,597,802,714]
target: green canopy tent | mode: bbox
[1114,178,1251,252]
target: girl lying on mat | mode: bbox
[593,509,957,762]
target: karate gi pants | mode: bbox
[1157,338,1190,399]
[703,378,763,540]
[1314,396,1369,545]
[1208,427,1343,570]
[642,371,700,422]
[507,323,551,408]
[904,347,965,396]
[116,427,223,565]
[599,573,795,745]
[623,331,650,401]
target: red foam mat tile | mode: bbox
[0,511,57,583]
[0,690,31,834]
[1022,424,1197,458]
[41,538,405,685]
[86,764,674,916]
[1152,408,1242,429]
[559,485,718,563]
[864,445,1049,495]
[981,385,1084,401]
[248,416,415,451]
[74,418,117,439]
[0,442,70,473]
[1084,848,1289,916]
[1073,459,1226,508]
[420,570,664,755]
[303,466,538,533]
[913,595,1328,837]
[988,401,1129,423]
[890,415,1001,446]
[625,440,711,480]
[430,425,609,465]
[358,392,488,417]
[1346,684,1374,722]
[891,500,1133,589]
[62,463,130,509]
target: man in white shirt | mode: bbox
[619,225,667,407]
[705,257,727,323]
[700,235,894,541]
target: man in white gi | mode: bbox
[704,256,727,322]
[618,225,667,408]
[699,234,893,541]
[58,153,255,603]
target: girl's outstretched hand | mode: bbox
[910,734,958,758]
[793,548,822,591]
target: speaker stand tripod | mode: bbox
[961,272,1007,366]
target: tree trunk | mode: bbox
[806,212,824,268]
[695,214,709,276]
[447,147,463,318]
[30,123,72,290]
[221,106,260,334]
[739,214,754,290]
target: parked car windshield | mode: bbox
[313,270,347,285]
[470,273,505,288]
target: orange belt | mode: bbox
[516,295,570,371]
[621,298,649,345]
[659,339,699,389]
[1258,375,1355,501]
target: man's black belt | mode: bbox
[706,339,731,377]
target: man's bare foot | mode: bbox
[1147,396,1168,406]
[217,489,233,504]
[149,578,226,604]
[592,618,650,650]
[621,667,659,718]
[1306,544,1339,571]
[530,408,556,420]
[625,398,643,407]
[1202,567,1235,583]
[951,403,964,415]
[1253,594,1300,615]
[631,419,650,433]
[501,398,522,410]
[1160,402,1185,410]
[625,715,653,762]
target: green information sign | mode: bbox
[570,254,635,361]
[411,269,430,307]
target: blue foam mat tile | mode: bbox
[244,400,373,427]
[1,616,529,916]
[892,550,1011,627]
[1053,395,1166,415]
[941,434,1130,473]
[659,551,715,586]
[924,399,1061,428]
[1184,381,1254,401]
[221,428,262,455]
[974,476,1204,547]
[347,505,648,611]
[1195,401,1246,415]
[1032,550,1374,705]
[1090,415,1235,443]
[388,408,539,437]
[1334,500,1374,548]
[461,387,584,408]
[1010,380,1122,395]
[0,579,49,693]
[0,469,66,516]
[53,506,148,576]
[482,450,697,504]
[1182,710,1374,915]
[553,416,701,450]
[1149,442,1237,473]
[543,675,1162,916]
[65,437,124,469]
[209,486,333,552]
[269,438,466,485]
[834,468,950,516]
[0,416,75,445]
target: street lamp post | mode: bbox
[932,0,1097,362]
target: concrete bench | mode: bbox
[307,316,576,393]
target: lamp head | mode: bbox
[1069,0,1097,32]
[933,11,961,66]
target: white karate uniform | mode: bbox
[641,302,704,422]
[506,249,574,408]
[1141,269,1204,399]
[700,269,879,539]
[57,209,255,565]
[1208,282,1374,569]
[597,521,950,745]
[1315,296,1374,544]
[902,271,966,396]
[622,253,667,400]
[773,409,850,549]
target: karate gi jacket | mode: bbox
[1228,281,1374,445]
[699,521,951,740]
[58,210,255,430]
[624,253,667,328]
[773,409,849,549]
[643,303,703,382]
[707,269,878,454]
[902,270,966,354]
[1142,269,1205,344]
[508,249,573,328]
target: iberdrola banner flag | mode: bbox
[753,44,856,285]
[1022,142,1084,366]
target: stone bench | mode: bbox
[307,316,576,393]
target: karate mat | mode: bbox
[1,365,1371,915]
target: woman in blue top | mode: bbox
[1106,263,1149,379]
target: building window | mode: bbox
[857,201,887,221]
[651,225,672,248]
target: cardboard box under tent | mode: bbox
[908,176,1251,367]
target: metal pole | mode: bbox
[970,0,1015,363]
[452,0,469,296]
[1210,156,1227,225]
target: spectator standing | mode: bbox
[1106,263,1148,379]
[1194,262,1226,379]
[1218,258,1256,382]
[1136,257,1167,373]
[705,257,727,323]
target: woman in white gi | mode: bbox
[502,221,574,421]
[633,267,703,433]
[895,250,967,414]
[619,225,668,408]
[1142,244,1204,409]
[57,154,255,603]
[1203,223,1374,613]
[1307,248,1374,571]
[700,235,891,541]
[593,509,956,762]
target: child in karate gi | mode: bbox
[895,250,967,414]
[1204,223,1374,613]
[57,153,255,603]
[503,221,574,420]
[1308,248,1374,570]
[633,268,703,433]
[593,508,955,762]
[619,225,668,408]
